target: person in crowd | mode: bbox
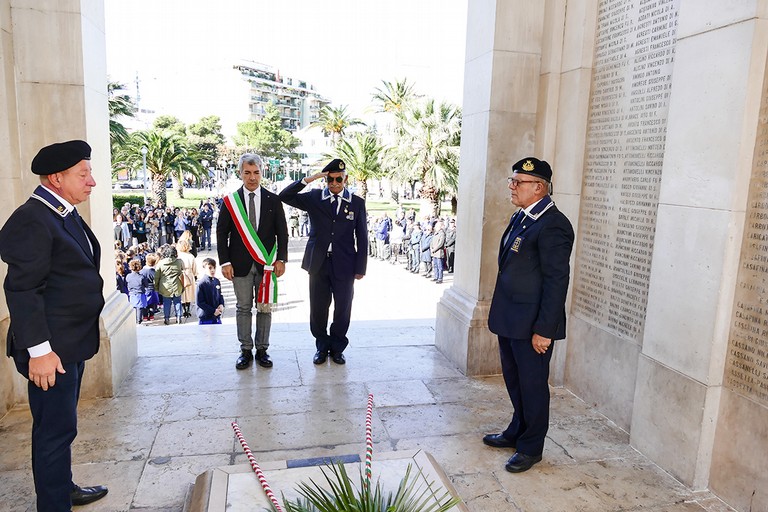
[279,158,367,365]
[375,213,391,260]
[389,213,405,264]
[288,207,300,238]
[0,140,108,508]
[176,237,198,319]
[173,207,187,240]
[125,258,148,324]
[196,258,225,325]
[445,218,457,273]
[199,202,214,250]
[420,222,433,277]
[133,211,147,245]
[116,258,128,297]
[430,219,446,284]
[141,253,159,321]
[179,229,198,258]
[154,244,184,325]
[188,208,200,250]
[163,207,176,244]
[483,157,575,474]
[146,209,161,251]
[408,220,422,273]
[299,209,310,237]
[217,153,288,370]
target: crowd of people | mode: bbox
[112,199,217,253]
[368,210,457,284]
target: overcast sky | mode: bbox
[105,0,468,137]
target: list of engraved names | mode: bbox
[724,67,768,406]
[573,0,679,341]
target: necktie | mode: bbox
[332,194,339,214]
[71,208,93,256]
[248,192,257,229]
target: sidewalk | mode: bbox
[0,238,732,511]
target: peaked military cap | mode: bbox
[511,157,552,182]
[322,158,346,173]
[31,140,91,175]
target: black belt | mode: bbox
[326,252,333,258]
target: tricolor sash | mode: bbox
[223,191,278,304]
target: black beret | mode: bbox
[511,157,552,182]
[31,140,91,175]
[322,158,346,173]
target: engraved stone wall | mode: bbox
[572,0,679,342]
[724,72,768,406]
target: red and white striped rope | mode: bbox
[231,421,283,512]
[364,393,374,490]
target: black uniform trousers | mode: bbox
[15,359,85,512]
[498,336,553,457]
[309,254,355,356]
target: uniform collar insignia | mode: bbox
[525,195,554,222]
[322,188,351,202]
[30,185,71,218]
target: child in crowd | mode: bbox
[115,259,128,297]
[141,253,160,321]
[196,258,224,325]
[154,244,184,325]
[126,259,148,324]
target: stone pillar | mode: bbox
[0,0,136,414]
[435,0,546,375]
[629,2,768,503]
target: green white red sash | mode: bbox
[223,190,278,303]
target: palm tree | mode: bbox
[108,81,136,170]
[311,105,365,145]
[327,132,386,199]
[113,130,204,205]
[371,78,417,137]
[397,99,461,216]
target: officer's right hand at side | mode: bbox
[28,352,66,391]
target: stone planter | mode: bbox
[188,449,468,511]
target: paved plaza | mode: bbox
[0,238,734,511]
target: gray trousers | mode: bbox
[232,262,273,352]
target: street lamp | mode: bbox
[141,146,148,206]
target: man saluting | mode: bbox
[279,159,367,365]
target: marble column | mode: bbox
[0,0,136,414]
[435,0,546,375]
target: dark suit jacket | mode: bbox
[0,185,104,364]
[216,186,288,277]
[488,196,574,340]
[196,276,225,320]
[279,181,368,277]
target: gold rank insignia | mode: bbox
[339,162,345,170]
[522,160,534,172]
[511,236,523,252]
[57,205,65,213]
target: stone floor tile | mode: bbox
[379,402,507,439]
[424,375,508,404]
[150,418,238,457]
[132,454,230,508]
[494,458,694,512]
[71,460,145,511]
[72,417,159,464]
[77,393,169,424]
[394,433,514,475]
[0,468,35,512]
[365,379,436,407]
[234,409,387,451]
[163,382,369,422]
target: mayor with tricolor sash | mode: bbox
[217,153,288,370]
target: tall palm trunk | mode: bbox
[151,175,167,206]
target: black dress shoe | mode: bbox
[255,349,273,368]
[482,433,516,449]
[71,485,108,506]
[235,350,253,370]
[313,350,328,364]
[331,353,346,365]
[505,452,542,473]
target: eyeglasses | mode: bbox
[327,176,345,183]
[507,178,540,188]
